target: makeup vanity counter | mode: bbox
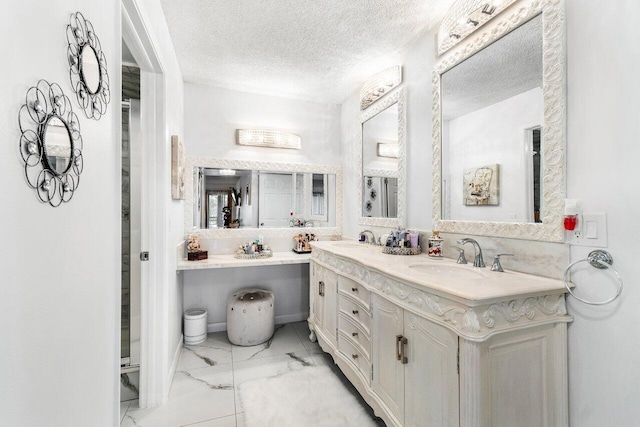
[308,241,571,427]
[177,251,310,270]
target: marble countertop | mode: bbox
[177,251,311,270]
[311,241,566,303]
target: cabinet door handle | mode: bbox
[352,354,358,360]
[319,281,325,297]
[352,332,358,337]
[352,310,359,315]
[351,287,358,292]
[396,335,408,363]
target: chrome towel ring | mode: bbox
[564,250,623,305]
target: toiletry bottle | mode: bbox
[428,231,443,258]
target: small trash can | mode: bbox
[184,308,207,345]
[227,289,275,346]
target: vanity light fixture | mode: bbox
[438,0,516,55]
[219,169,236,176]
[377,142,399,159]
[360,66,402,110]
[236,129,301,150]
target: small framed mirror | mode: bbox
[358,87,406,227]
[67,12,110,120]
[18,80,84,206]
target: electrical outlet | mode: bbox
[568,213,607,247]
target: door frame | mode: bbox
[122,0,170,408]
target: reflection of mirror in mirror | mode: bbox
[363,176,397,218]
[193,168,336,229]
[362,102,399,218]
[81,45,101,94]
[43,116,73,175]
[441,15,542,224]
[311,174,325,216]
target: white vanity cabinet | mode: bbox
[310,261,337,348]
[308,242,571,427]
[371,294,459,426]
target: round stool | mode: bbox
[227,289,275,346]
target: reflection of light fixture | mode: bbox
[377,142,399,158]
[360,66,402,110]
[219,169,236,176]
[438,0,517,55]
[236,129,301,150]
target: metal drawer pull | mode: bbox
[352,287,358,292]
[352,354,358,360]
[319,281,325,297]
[396,335,408,364]
[352,332,358,337]
[352,310,359,315]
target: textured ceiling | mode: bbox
[159,0,455,104]
[441,15,542,120]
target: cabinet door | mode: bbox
[371,295,405,424]
[321,269,338,347]
[313,263,324,328]
[404,312,459,427]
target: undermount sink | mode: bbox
[408,263,486,280]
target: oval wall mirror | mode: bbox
[80,45,101,94]
[67,11,110,120]
[18,80,84,207]
[43,116,74,175]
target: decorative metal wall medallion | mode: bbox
[66,12,110,120]
[18,80,84,206]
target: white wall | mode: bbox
[341,1,639,425]
[565,1,640,425]
[0,2,120,425]
[444,87,542,222]
[184,83,342,165]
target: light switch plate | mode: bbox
[567,213,607,247]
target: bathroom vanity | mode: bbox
[308,241,571,427]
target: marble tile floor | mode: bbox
[120,321,385,427]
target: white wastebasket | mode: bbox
[184,308,207,345]
[227,289,275,346]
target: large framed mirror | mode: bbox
[184,158,342,238]
[359,87,406,227]
[432,0,565,242]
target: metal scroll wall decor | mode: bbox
[66,11,110,120]
[18,80,84,207]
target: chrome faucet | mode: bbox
[359,230,377,245]
[457,238,485,268]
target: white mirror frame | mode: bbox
[359,87,407,227]
[432,0,565,242]
[184,157,342,238]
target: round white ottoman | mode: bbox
[227,289,275,346]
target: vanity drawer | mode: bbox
[338,313,370,359]
[338,333,370,384]
[338,295,370,334]
[338,276,370,309]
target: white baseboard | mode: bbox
[207,311,309,333]
[166,333,183,396]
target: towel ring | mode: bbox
[564,250,623,305]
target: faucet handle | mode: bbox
[491,254,514,272]
[453,246,467,264]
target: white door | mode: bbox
[321,268,338,347]
[371,295,405,423]
[258,173,293,227]
[404,312,459,427]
